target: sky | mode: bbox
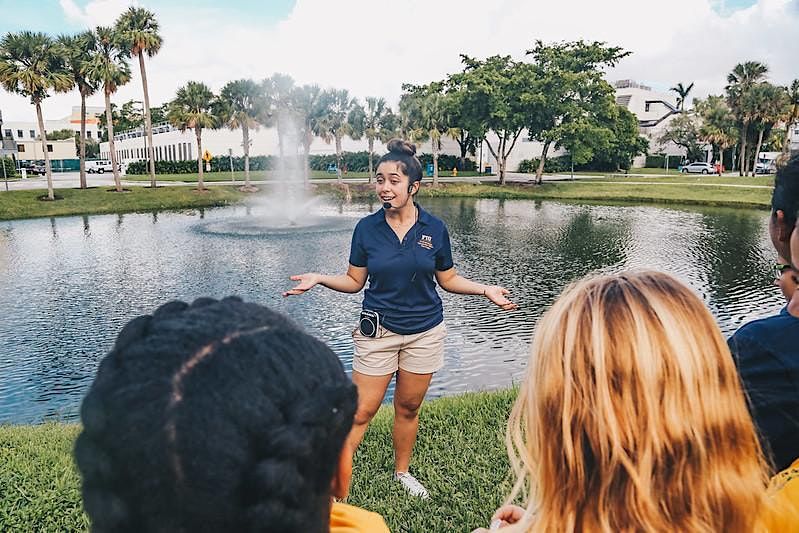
[0,0,798,122]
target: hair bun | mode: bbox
[387,138,417,156]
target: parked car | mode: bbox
[86,159,115,173]
[680,162,717,174]
[755,161,776,174]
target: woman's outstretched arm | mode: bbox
[283,264,368,297]
[435,268,518,311]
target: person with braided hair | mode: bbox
[74,296,388,533]
[285,138,518,499]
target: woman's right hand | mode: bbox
[471,505,526,531]
[282,273,321,297]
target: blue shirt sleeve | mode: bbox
[435,225,454,271]
[349,222,367,267]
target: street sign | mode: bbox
[203,150,212,162]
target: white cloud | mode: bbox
[1,0,798,122]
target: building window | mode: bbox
[17,129,23,138]
[75,130,80,136]
[3,129,10,138]
[645,102,651,112]
[47,144,53,152]
[29,130,35,138]
[188,143,192,160]
[17,144,25,153]
[87,131,92,138]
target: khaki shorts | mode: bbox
[352,321,447,376]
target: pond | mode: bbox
[0,197,783,424]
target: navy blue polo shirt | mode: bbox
[728,307,799,471]
[349,203,454,335]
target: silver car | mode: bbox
[680,162,717,174]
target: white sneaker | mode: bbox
[394,471,429,499]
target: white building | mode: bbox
[1,106,103,146]
[16,139,76,163]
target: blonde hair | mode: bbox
[505,271,770,532]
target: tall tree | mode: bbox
[291,83,324,181]
[400,83,453,186]
[780,79,799,163]
[115,7,162,188]
[316,88,359,182]
[658,113,706,162]
[0,31,72,200]
[449,55,531,184]
[167,81,218,190]
[362,96,395,181]
[525,40,630,184]
[670,82,695,111]
[57,31,98,190]
[746,82,788,171]
[85,26,130,192]
[726,61,768,176]
[262,73,295,160]
[695,95,737,170]
[217,79,266,191]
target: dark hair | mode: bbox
[74,296,357,533]
[772,154,799,226]
[376,138,423,184]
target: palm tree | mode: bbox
[290,84,324,181]
[781,79,799,163]
[57,32,98,190]
[115,7,162,188]
[85,26,130,192]
[400,86,452,186]
[262,73,295,160]
[316,88,359,182]
[217,79,266,191]
[726,61,768,175]
[746,83,788,172]
[696,95,737,171]
[167,81,218,190]
[670,82,695,111]
[0,32,72,200]
[362,96,395,181]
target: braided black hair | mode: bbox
[772,153,799,226]
[75,296,357,533]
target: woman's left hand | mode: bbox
[484,286,519,311]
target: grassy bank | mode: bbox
[0,389,516,532]
[123,170,482,182]
[0,186,246,221]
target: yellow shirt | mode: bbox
[330,502,390,533]
[760,458,799,532]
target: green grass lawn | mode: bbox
[123,170,482,182]
[0,186,246,221]
[0,389,516,532]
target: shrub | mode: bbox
[517,155,572,174]
[1,156,17,178]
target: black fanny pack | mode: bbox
[359,310,380,338]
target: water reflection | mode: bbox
[0,198,783,424]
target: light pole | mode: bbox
[2,156,8,191]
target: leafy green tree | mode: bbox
[670,82,695,111]
[449,55,532,184]
[115,6,162,188]
[780,79,799,163]
[167,81,219,190]
[658,113,706,162]
[525,40,630,184]
[726,61,768,175]
[57,31,98,189]
[290,83,325,181]
[48,128,78,141]
[85,26,131,192]
[316,88,360,182]
[695,95,737,170]
[574,105,648,171]
[0,31,72,200]
[362,96,395,180]
[217,79,267,190]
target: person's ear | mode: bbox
[330,446,353,500]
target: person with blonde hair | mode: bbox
[473,271,798,532]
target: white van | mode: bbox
[86,159,114,173]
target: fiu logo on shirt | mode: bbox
[417,234,433,250]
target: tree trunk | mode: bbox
[432,137,439,187]
[739,123,748,176]
[79,91,87,189]
[368,137,374,183]
[104,91,122,193]
[35,101,54,200]
[242,122,250,187]
[719,147,725,173]
[303,134,311,183]
[196,128,204,190]
[753,129,765,175]
[535,141,551,185]
[139,53,156,188]
[782,109,797,162]
[277,119,285,159]
[498,136,507,185]
[335,134,342,183]
[459,131,467,170]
